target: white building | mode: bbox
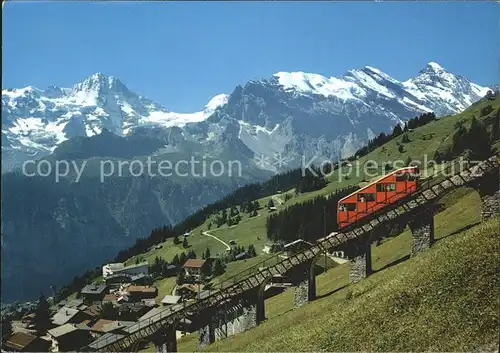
[102,262,149,279]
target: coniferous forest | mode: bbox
[266,186,359,244]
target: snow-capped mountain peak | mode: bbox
[273,71,364,100]
[403,62,489,115]
[425,61,445,71]
[205,93,229,112]
[2,62,491,173]
[2,74,228,168]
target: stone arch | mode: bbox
[256,274,274,324]
[150,321,180,353]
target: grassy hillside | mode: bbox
[171,187,494,351]
[126,96,499,303]
[196,209,499,352]
[86,95,498,353]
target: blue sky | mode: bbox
[3,1,499,112]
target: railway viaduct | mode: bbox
[84,155,500,353]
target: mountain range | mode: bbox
[2,62,488,173]
[1,62,490,301]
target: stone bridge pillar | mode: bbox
[153,326,177,353]
[409,209,435,256]
[198,296,258,350]
[292,261,316,307]
[477,168,500,220]
[348,242,372,284]
[198,320,215,350]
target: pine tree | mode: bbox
[179,252,187,266]
[1,316,13,341]
[468,117,491,160]
[172,254,180,266]
[212,259,225,276]
[176,271,185,285]
[173,235,180,245]
[267,198,275,209]
[204,248,211,260]
[34,293,51,335]
[392,124,403,137]
[182,237,188,248]
[247,244,257,257]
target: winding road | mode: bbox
[202,231,231,251]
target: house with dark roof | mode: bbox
[47,324,91,352]
[80,283,108,303]
[175,283,206,299]
[90,319,115,334]
[234,251,249,261]
[125,285,158,301]
[4,332,50,352]
[51,306,94,326]
[117,302,150,321]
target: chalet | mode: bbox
[175,283,206,300]
[117,302,150,321]
[234,251,249,261]
[125,285,158,301]
[20,313,36,329]
[64,299,87,310]
[164,264,178,277]
[102,262,148,280]
[81,283,108,303]
[82,305,101,320]
[160,295,181,306]
[51,307,93,326]
[141,298,157,307]
[182,259,209,282]
[47,324,91,352]
[90,319,115,334]
[102,293,119,305]
[104,273,132,286]
[4,332,50,352]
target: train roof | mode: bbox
[338,166,418,203]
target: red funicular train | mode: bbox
[337,166,420,229]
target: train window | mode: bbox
[339,203,356,211]
[395,173,406,181]
[376,183,396,192]
[357,193,376,202]
[407,173,418,181]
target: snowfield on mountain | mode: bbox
[1,62,489,172]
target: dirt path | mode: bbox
[202,230,231,250]
[272,195,284,205]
